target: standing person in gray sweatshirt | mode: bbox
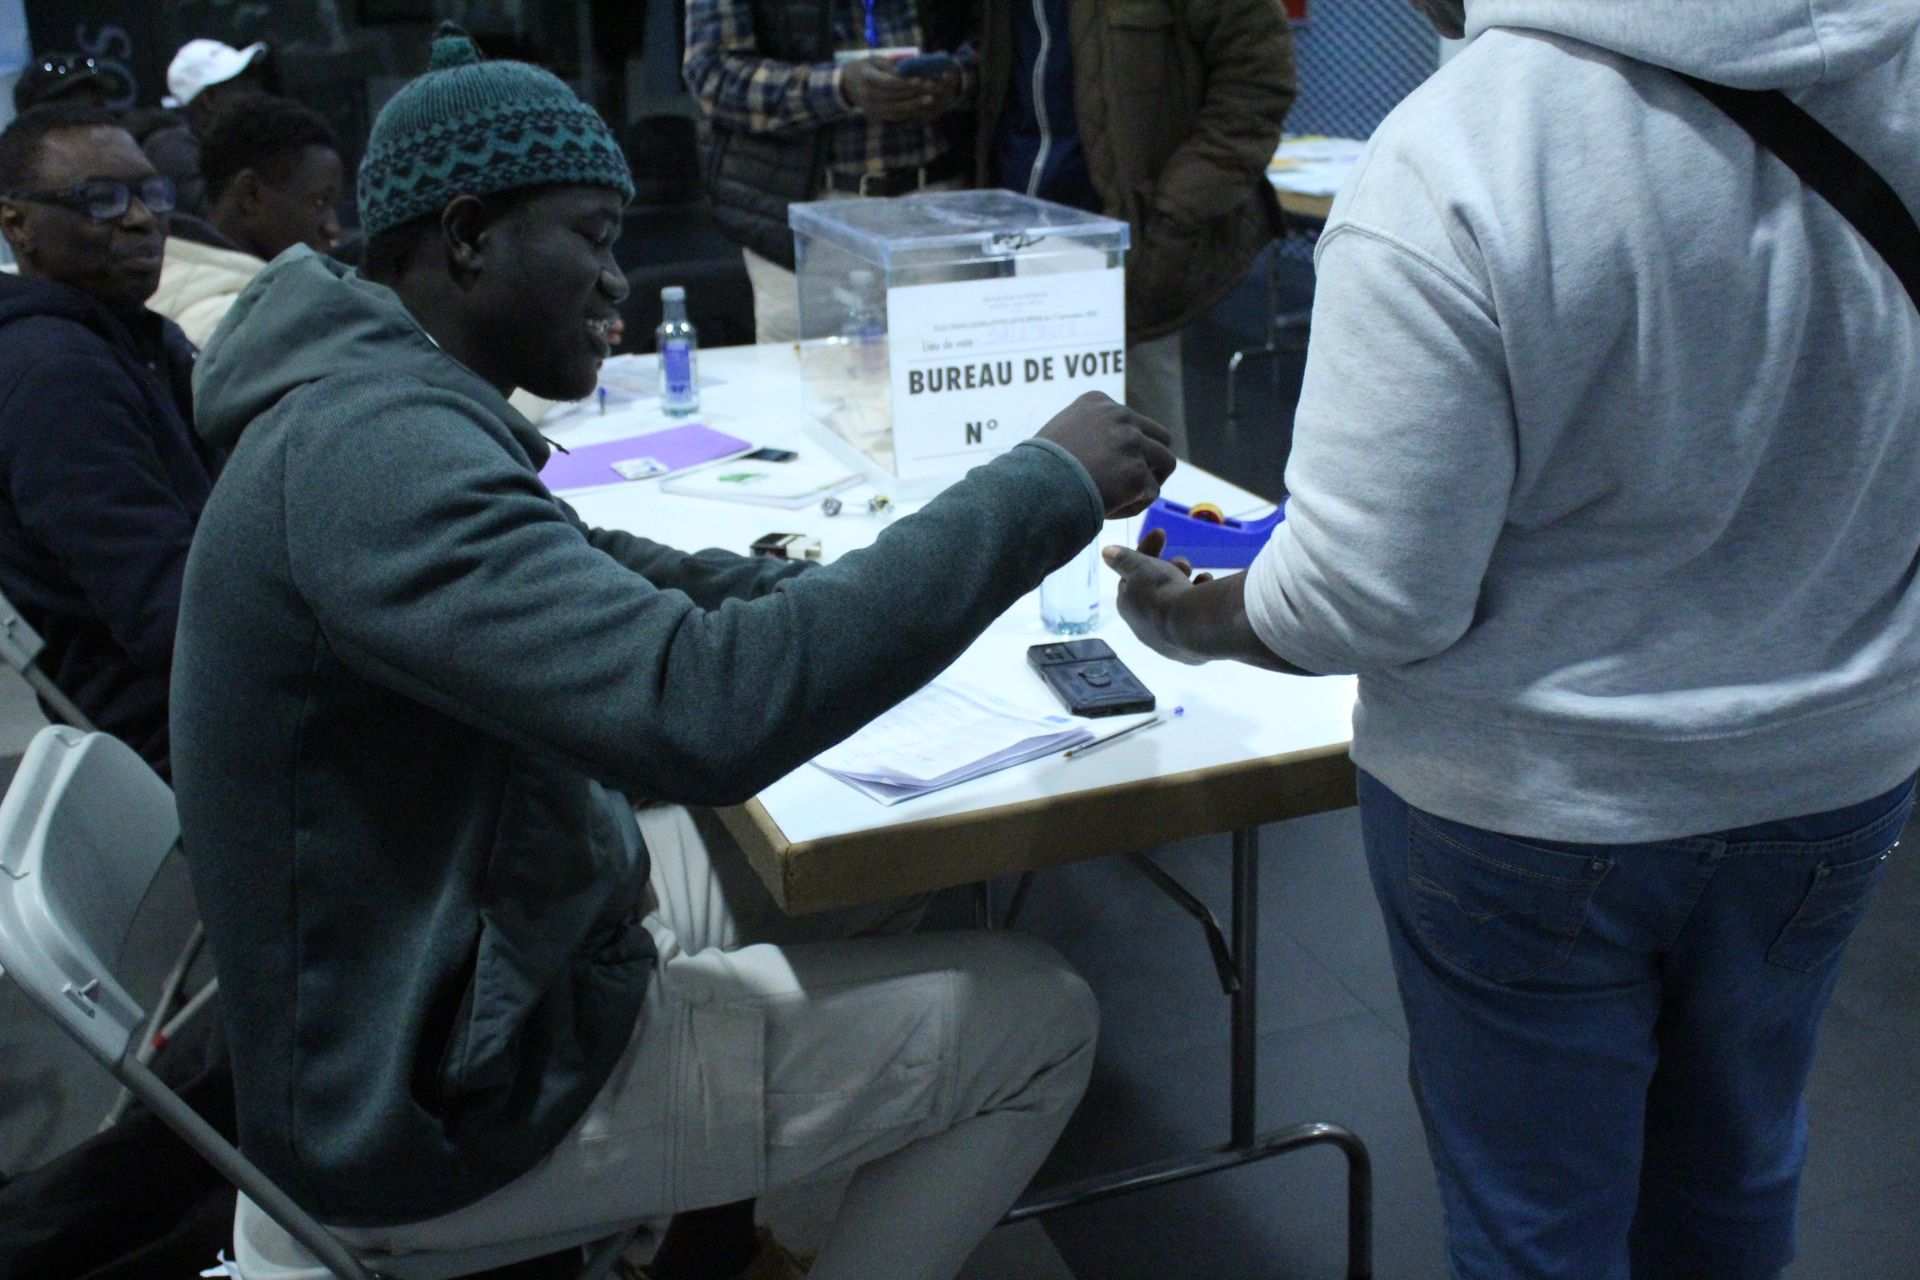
[1105,1,1920,1276]
[173,26,1173,1280]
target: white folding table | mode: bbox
[549,343,1373,1278]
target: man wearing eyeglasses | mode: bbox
[0,103,219,778]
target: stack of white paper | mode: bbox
[1267,134,1367,198]
[660,448,857,508]
[813,682,1092,805]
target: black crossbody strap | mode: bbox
[1679,72,1920,313]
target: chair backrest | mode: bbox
[0,583,97,730]
[0,727,632,1280]
[0,581,46,674]
[0,726,388,1280]
[0,725,179,1070]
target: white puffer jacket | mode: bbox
[151,235,263,349]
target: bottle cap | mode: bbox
[661,285,686,302]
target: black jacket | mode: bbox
[975,0,1295,340]
[0,274,218,776]
[702,0,840,267]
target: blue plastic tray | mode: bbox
[1142,497,1285,569]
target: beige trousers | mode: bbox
[234,806,1097,1280]
[743,243,807,346]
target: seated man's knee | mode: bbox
[952,932,1098,1089]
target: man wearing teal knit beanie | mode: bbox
[356,28,635,246]
[175,23,1173,1280]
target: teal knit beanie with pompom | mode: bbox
[357,22,633,239]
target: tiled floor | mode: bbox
[962,805,1920,1279]
[982,813,1448,1280]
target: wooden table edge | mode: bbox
[716,743,1357,914]
[1277,189,1334,224]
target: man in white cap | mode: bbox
[132,39,272,218]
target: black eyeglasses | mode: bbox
[2,176,177,222]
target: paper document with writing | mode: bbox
[660,448,857,507]
[1267,134,1365,198]
[813,681,1093,805]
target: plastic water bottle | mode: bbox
[657,286,699,416]
[1040,539,1102,635]
[845,268,887,379]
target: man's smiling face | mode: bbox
[2,124,169,309]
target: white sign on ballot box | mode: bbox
[883,267,1127,479]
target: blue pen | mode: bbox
[862,0,879,47]
[597,387,606,416]
[1063,706,1184,760]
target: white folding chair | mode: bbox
[0,582,219,1128]
[0,726,637,1280]
[0,585,96,732]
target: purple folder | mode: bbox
[539,424,753,494]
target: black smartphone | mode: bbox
[749,532,821,561]
[895,51,954,80]
[1027,640,1156,718]
[742,447,798,462]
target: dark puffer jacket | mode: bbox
[0,273,216,776]
[977,0,1297,340]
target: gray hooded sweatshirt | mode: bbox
[1244,0,1920,840]
[172,250,1103,1224]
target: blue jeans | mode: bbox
[1358,769,1913,1280]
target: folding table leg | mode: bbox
[1004,825,1375,1278]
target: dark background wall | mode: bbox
[20,1,164,111]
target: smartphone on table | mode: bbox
[1027,640,1156,718]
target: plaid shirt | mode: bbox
[684,0,977,177]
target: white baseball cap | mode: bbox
[165,39,268,106]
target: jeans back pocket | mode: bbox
[1766,844,1894,974]
[1407,811,1612,985]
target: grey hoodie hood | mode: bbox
[1467,0,1919,87]
[192,246,542,461]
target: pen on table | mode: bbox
[597,387,607,416]
[1063,706,1184,761]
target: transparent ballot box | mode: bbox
[789,190,1129,493]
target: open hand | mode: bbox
[1105,527,1211,663]
[1106,528,1313,674]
